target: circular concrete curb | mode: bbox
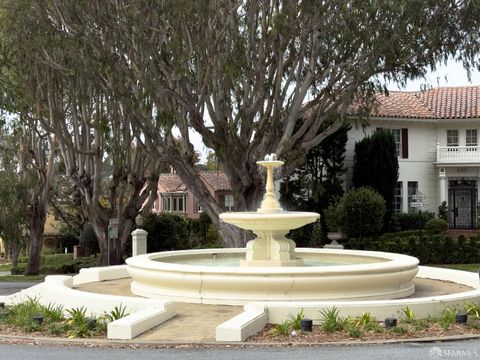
[1,333,479,349]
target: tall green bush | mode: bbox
[339,187,385,240]
[352,130,398,230]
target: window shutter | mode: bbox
[401,128,409,159]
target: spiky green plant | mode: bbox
[401,306,415,323]
[269,320,290,336]
[320,307,344,333]
[466,302,480,318]
[106,304,129,321]
[439,308,457,331]
[287,308,304,330]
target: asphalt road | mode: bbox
[0,281,40,295]
[1,340,480,360]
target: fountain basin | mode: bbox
[126,248,419,305]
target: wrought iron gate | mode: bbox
[449,179,478,229]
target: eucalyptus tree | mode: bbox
[4,0,480,247]
[0,121,34,268]
[0,86,56,274]
[0,2,163,265]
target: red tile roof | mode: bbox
[158,173,187,192]
[354,86,480,119]
[199,171,231,191]
[158,171,231,192]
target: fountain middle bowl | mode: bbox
[219,211,320,231]
[126,248,419,305]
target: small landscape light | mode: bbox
[455,313,468,324]
[301,318,313,332]
[86,317,97,330]
[384,317,397,328]
[32,315,43,325]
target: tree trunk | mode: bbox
[89,218,109,266]
[25,207,46,275]
[9,240,21,269]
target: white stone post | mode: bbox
[132,229,148,256]
[439,168,447,205]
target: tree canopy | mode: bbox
[1,0,480,247]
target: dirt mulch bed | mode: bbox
[248,322,480,343]
[0,324,106,339]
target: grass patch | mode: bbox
[0,275,45,282]
[0,263,11,271]
[432,264,479,272]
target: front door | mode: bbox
[449,179,478,229]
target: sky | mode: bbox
[387,59,480,91]
[193,60,480,163]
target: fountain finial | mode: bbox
[256,154,283,213]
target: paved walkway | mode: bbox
[75,279,243,342]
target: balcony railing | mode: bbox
[437,144,480,163]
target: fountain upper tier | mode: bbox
[219,155,319,267]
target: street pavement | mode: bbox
[0,281,40,295]
[1,340,480,360]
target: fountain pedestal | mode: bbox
[240,230,303,267]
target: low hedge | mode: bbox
[11,255,97,275]
[346,234,480,265]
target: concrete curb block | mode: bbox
[108,305,176,340]
[216,305,267,341]
[73,265,130,285]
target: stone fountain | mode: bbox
[126,155,419,305]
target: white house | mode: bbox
[345,86,480,229]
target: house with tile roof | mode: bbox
[345,85,480,229]
[155,170,235,218]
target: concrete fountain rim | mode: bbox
[125,247,419,275]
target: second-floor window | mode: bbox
[391,129,401,157]
[447,130,459,147]
[466,129,478,147]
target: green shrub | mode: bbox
[143,212,190,252]
[346,323,363,338]
[438,201,448,221]
[424,218,448,234]
[391,212,435,231]
[346,234,480,265]
[338,187,385,239]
